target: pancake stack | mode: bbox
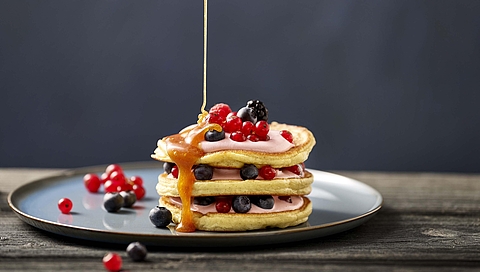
[151,100,316,232]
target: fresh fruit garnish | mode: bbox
[215,199,232,213]
[240,164,259,180]
[103,252,122,272]
[246,134,260,142]
[83,173,101,193]
[251,195,274,209]
[132,184,146,200]
[278,196,293,203]
[206,112,226,126]
[232,196,251,213]
[105,164,123,176]
[280,130,294,143]
[284,164,303,175]
[241,121,255,136]
[259,165,276,180]
[193,196,215,206]
[103,193,124,213]
[204,129,225,142]
[126,242,147,262]
[109,171,126,185]
[193,164,214,180]
[209,103,232,117]
[171,165,179,178]
[120,191,137,207]
[163,162,175,174]
[58,198,73,214]
[130,176,143,186]
[224,115,242,133]
[149,206,172,228]
[237,106,257,123]
[104,180,118,193]
[230,131,246,142]
[246,100,268,122]
[254,120,269,138]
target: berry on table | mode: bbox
[109,171,126,185]
[193,164,214,180]
[254,120,269,138]
[246,100,268,122]
[126,242,147,262]
[240,164,259,180]
[83,173,101,193]
[132,184,146,200]
[280,130,294,143]
[105,164,123,176]
[230,131,246,142]
[103,193,124,213]
[58,198,73,214]
[120,191,137,207]
[104,180,119,193]
[149,206,172,228]
[103,252,122,272]
[130,176,143,186]
[232,196,251,213]
[259,165,276,180]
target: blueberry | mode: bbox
[240,164,258,180]
[204,129,225,142]
[193,196,215,206]
[103,193,124,213]
[237,107,257,123]
[163,162,175,174]
[251,195,274,209]
[149,206,172,228]
[232,196,251,213]
[120,191,137,208]
[126,242,147,262]
[194,164,214,180]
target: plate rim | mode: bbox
[7,161,383,246]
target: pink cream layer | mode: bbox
[167,167,303,180]
[200,130,294,153]
[168,196,304,215]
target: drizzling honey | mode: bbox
[165,0,212,232]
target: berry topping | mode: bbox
[284,164,304,176]
[254,120,270,138]
[241,121,255,135]
[237,106,257,123]
[280,130,294,143]
[251,195,275,209]
[224,115,243,133]
[58,198,73,214]
[104,180,119,193]
[206,112,226,126]
[103,193,124,213]
[109,171,126,185]
[230,131,246,142]
[120,191,137,207]
[171,165,179,178]
[103,252,122,272]
[126,242,147,262]
[215,198,232,213]
[209,103,232,118]
[204,129,225,142]
[247,134,260,142]
[105,164,123,176]
[278,196,293,203]
[149,206,172,228]
[83,173,101,193]
[240,164,259,180]
[193,196,215,206]
[246,100,268,122]
[130,176,143,186]
[163,162,175,174]
[232,196,251,213]
[193,164,214,180]
[132,184,146,200]
[259,165,276,180]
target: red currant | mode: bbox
[215,199,231,213]
[103,252,122,272]
[259,165,276,180]
[247,134,260,142]
[133,184,146,200]
[105,164,123,176]
[130,176,143,186]
[224,115,242,133]
[284,164,303,175]
[206,112,226,126]
[171,165,179,178]
[254,121,269,138]
[241,121,255,136]
[109,171,126,184]
[280,130,294,143]
[209,103,232,118]
[58,198,73,214]
[230,131,246,142]
[278,196,293,203]
[117,183,133,192]
[226,111,237,119]
[104,180,119,193]
[100,172,109,184]
[83,173,101,193]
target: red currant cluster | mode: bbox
[83,164,146,200]
[206,103,270,142]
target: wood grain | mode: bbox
[1,168,479,271]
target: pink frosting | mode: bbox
[168,196,304,215]
[200,130,294,153]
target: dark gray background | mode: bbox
[1,0,479,172]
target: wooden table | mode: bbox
[1,168,479,271]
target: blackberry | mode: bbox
[246,100,268,122]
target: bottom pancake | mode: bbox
[160,196,312,232]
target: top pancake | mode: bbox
[151,122,316,168]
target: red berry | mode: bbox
[280,130,294,143]
[171,165,179,178]
[83,173,101,193]
[104,180,119,193]
[103,252,122,272]
[224,115,242,133]
[257,135,270,141]
[100,172,109,184]
[226,111,237,119]
[118,183,133,192]
[284,164,303,175]
[278,196,293,203]
[230,131,246,142]
[247,134,260,142]
[254,121,269,138]
[206,112,226,126]
[130,176,143,186]
[215,199,231,213]
[109,171,126,184]
[133,184,146,200]
[259,165,276,180]
[209,103,232,118]
[58,198,73,214]
[241,121,255,135]
[105,164,123,176]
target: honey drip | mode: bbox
[197,0,209,124]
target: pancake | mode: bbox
[160,196,312,232]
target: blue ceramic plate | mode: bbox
[8,162,382,247]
